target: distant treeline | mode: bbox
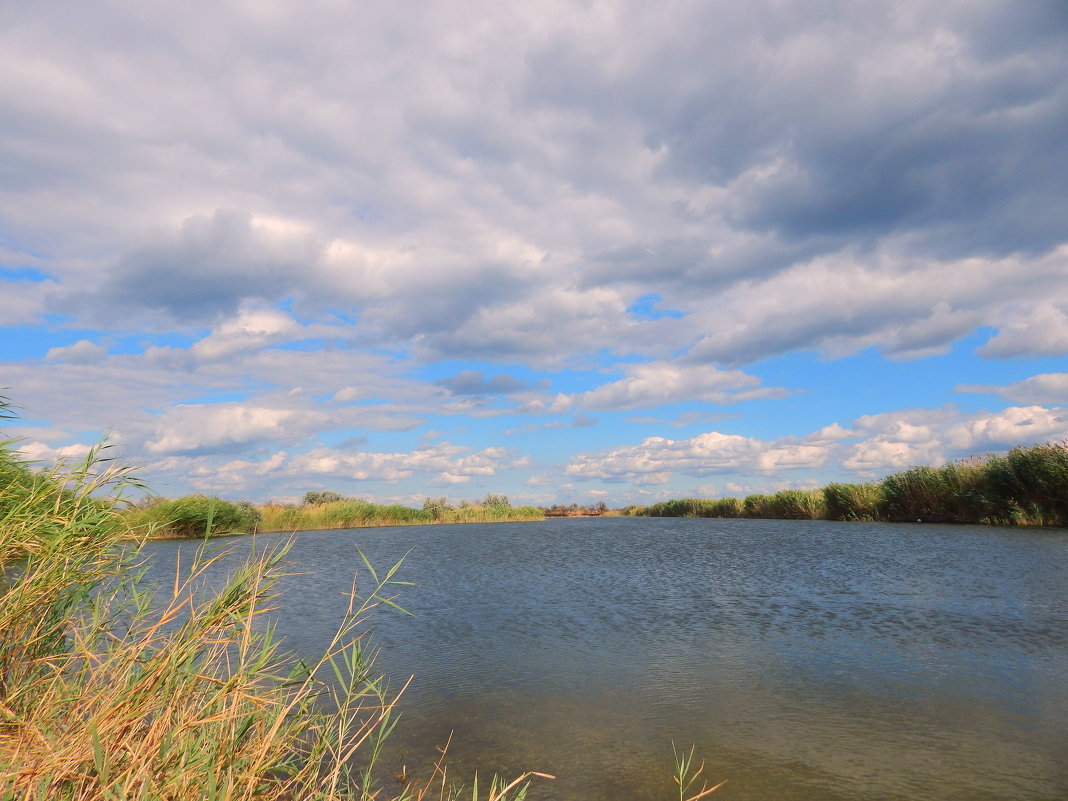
[626,442,1068,528]
[125,491,544,538]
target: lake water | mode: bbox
[141,517,1068,801]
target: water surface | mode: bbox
[142,517,1068,801]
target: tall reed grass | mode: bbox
[0,436,549,799]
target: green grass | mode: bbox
[258,499,543,534]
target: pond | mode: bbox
[141,517,1068,801]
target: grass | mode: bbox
[629,441,1068,528]
[124,497,545,539]
[124,494,262,538]
[257,499,544,534]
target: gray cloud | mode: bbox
[435,370,530,396]
[2,0,1066,367]
[101,210,321,322]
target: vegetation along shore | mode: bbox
[626,442,1068,528]
[113,442,1068,540]
[123,490,544,539]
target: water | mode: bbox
[141,517,1068,800]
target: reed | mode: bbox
[766,488,827,520]
[257,499,543,533]
[125,494,262,538]
[636,441,1068,528]
[0,434,544,800]
[823,482,884,522]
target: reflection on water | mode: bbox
[141,517,1068,801]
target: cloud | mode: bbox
[578,361,786,410]
[100,210,322,323]
[685,247,1068,365]
[145,404,327,455]
[435,370,529,396]
[977,303,1068,358]
[286,441,523,483]
[0,278,56,326]
[15,440,93,467]
[2,0,1068,505]
[565,431,774,483]
[958,373,1068,404]
[2,0,1066,368]
[566,404,1068,484]
[189,307,304,361]
[45,339,107,364]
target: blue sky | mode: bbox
[2,0,1067,507]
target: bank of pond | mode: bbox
[120,442,1068,539]
[123,492,545,539]
[627,442,1068,528]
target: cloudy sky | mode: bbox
[2,0,1067,507]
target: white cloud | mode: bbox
[2,0,1067,504]
[145,404,324,455]
[45,339,107,364]
[958,373,1068,405]
[15,440,93,467]
[578,362,786,410]
[943,405,1068,452]
[565,431,775,482]
[286,441,522,483]
[978,303,1068,359]
[685,248,1068,365]
[189,307,303,361]
[567,404,1068,484]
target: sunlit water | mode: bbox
[141,517,1068,801]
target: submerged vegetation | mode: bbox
[631,442,1068,528]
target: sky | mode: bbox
[1,0,1067,508]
